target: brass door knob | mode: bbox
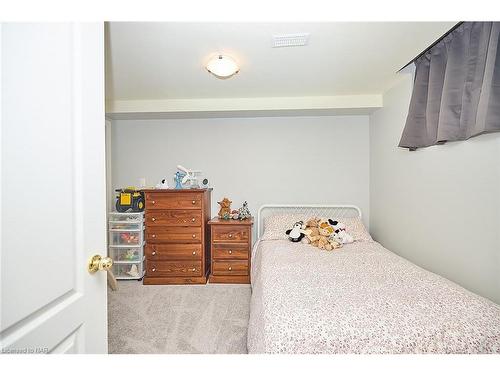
[87,254,117,291]
[88,254,113,273]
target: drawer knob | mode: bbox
[152,200,156,205]
[152,267,156,272]
[228,266,232,271]
[151,251,156,256]
[192,251,196,255]
[151,217,156,222]
[228,250,232,254]
[229,234,233,238]
[192,200,196,205]
[152,234,156,238]
[191,218,196,222]
[192,234,196,238]
[191,268,196,272]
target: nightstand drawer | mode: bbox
[146,260,202,277]
[146,227,202,243]
[145,243,202,260]
[145,210,202,226]
[213,244,248,260]
[212,260,248,276]
[212,225,249,242]
[145,192,202,210]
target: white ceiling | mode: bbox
[105,22,455,102]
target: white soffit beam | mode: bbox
[106,95,383,117]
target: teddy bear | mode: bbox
[217,197,232,219]
[328,219,354,244]
[302,217,321,245]
[316,218,335,250]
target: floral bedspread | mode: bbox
[247,240,500,353]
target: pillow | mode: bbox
[339,217,373,242]
[261,214,307,240]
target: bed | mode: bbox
[247,204,500,354]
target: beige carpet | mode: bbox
[107,281,251,354]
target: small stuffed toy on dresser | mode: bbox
[217,197,232,219]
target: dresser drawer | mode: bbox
[212,244,248,260]
[146,227,202,243]
[145,192,202,210]
[212,260,248,276]
[145,243,202,260]
[146,210,202,226]
[212,225,249,243]
[147,260,202,277]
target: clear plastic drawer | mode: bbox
[108,212,144,231]
[113,262,144,280]
[109,229,144,247]
[109,247,142,262]
[109,221,144,231]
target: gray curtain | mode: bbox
[399,22,500,150]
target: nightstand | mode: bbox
[208,217,253,284]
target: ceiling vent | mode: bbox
[272,33,310,48]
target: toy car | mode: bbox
[115,187,145,212]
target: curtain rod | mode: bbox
[398,22,464,72]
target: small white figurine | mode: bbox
[155,178,169,189]
[126,264,140,278]
[177,165,202,188]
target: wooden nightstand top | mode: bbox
[208,217,254,225]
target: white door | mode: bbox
[0,23,107,353]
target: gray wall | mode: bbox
[111,115,370,236]
[370,74,500,304]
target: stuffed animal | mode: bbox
[328,232,343,249]
[217,197,232,219]
[302,218,320,245]
[328,219,354,244]
[316,218,335,250]
[285,221,306,242]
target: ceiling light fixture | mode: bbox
[206,55,239,79]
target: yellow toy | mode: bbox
[115,187,145,212]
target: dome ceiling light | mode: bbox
[206,54,239,79]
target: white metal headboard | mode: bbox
[257,204,362,238]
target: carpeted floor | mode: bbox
[107,280,251,354]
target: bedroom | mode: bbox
[103,21,500,355]
[1,0,499,371]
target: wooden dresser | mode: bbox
[208,217,253,284]
[142,189,212,285]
